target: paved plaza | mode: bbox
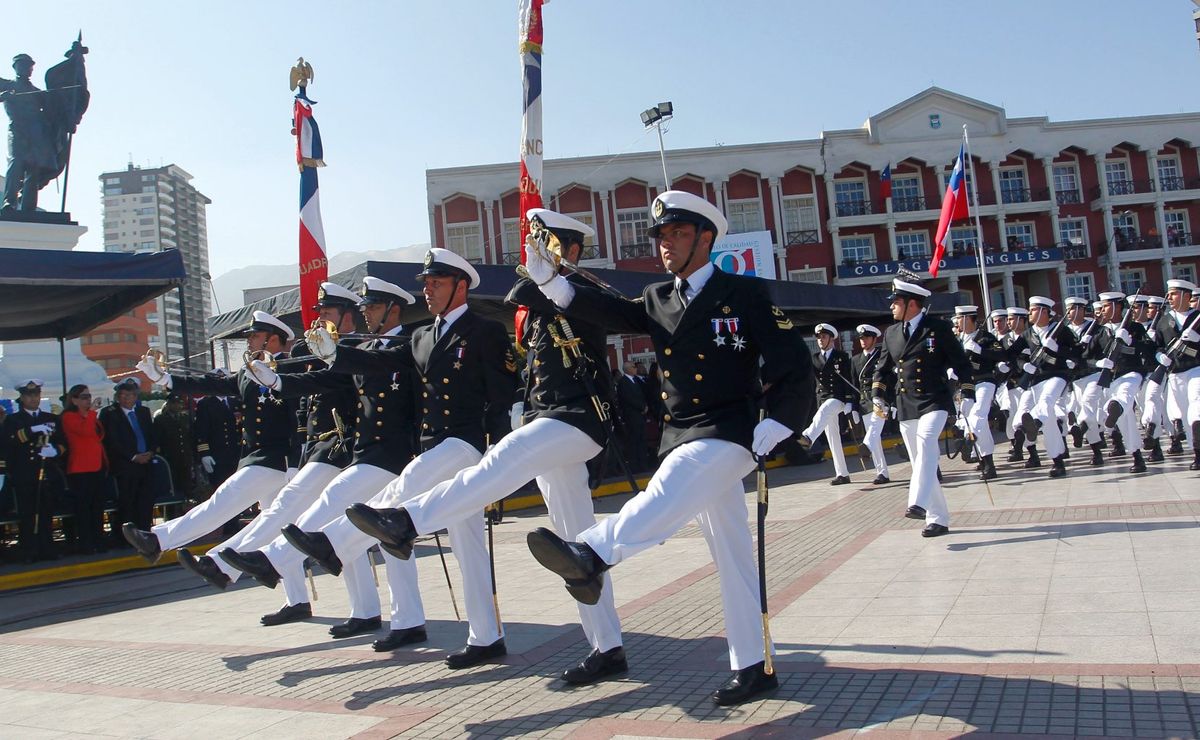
[3,446,1200,738]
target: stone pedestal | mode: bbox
[0,218,87,251]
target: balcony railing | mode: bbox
[1102,234,1162,253]
[891,196,927,212]
[1056,190,1082,205]
[999,187,1051,205]
[1061,241,1092,260]
[1158,176,1187,192]
[785,229,819,246]
[580,244,601,260]
[1168,231,1193,248]
[1092,179,1156,198]
[501,251,521,266]
[834,200,872,217]
[619,241,655,260]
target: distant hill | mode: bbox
[210,243,429,315]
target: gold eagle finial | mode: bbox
[289,57,314,91]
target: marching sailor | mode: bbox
[1088,291,1154,474]
[1154,279,1200,470]
[1013,296,1081,477]
[521,191,811,705]
[871,275,974,537]
[1002,307,1032,461]
[952,304,1004,480]
[1063,296,1092,447]
[851,324,889,484]
[798,323,856,485]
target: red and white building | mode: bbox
[427,86,1200,321]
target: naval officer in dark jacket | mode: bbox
[3,380,65,561]
[871,275,974,538]
[798,323,856,485]
[851,324,890,484]
[521,190,812,706]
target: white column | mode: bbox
[1101,205,1118,288]
[768,177,787,279]
[1002,270,1015,307]
[1056,264,1068,302]
[716,179,729,214]
[948,274,960,294]
[886,221,898,261]
[483,202,496,263]
[599,190,614,266]
[1043,160,1061,248]
[991,165,1007,251]
[428,205,438,248]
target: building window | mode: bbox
[726,199,764,234]
[1065,273,1094,300]
[617,209,651,258]
[788,268,827,284]
[1157,156,1183,191]
[1173,264,1197,284]
[1059,219,1086,247]
[445,222,483,263]
[1112,212,1138,247]
[501,218,520,264]
[839,235,874,263]
[999,168,1028,204]
[782,196,818,244]
[1165,210,1189,246]
[833,180,868,216]
[895,231,930,260]
[892,176,924,212]
[565,212,599,259]
[1119,268,1146,295]
[1053,164,1080,204]
[941,167,974,196]
[949,227,977,252]
[1105,160,1132,195]
[1005,223,1034,250]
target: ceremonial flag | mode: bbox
[880,164,892,200]
[931,143,969,277]
[294,87,328,328]
[515,0,546,340]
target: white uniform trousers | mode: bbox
[898,410,949,527]
[1074,373,1103,445]
[1006,386,1025,436]
[801,398,849,477]
[964,382,996,456]
[1014,377,1068,459]
[1104,372,1143,445]
[578,439,764,670]
[1168,365,1200,446]
[1141,378,1168,435]
[403,417,620,652]
[261,463,396,619]
[323,439,498,642]
[861,409,889,478]
[152,465,286,552]
[210,460,342,604]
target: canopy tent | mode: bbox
[0,248,187,341]
[207,260,959,340]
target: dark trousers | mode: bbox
[618,414,648,472]
[114,469,154,536]
[67,472,108,553]
[13,481,54,560]
[206,455,237,494]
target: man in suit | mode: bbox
[615,361,648,472]
[798,323,856,485]
[3,380,64,561]
[101,378,159,539]
[520,190,812,706]
[851,324,889,484]
[871,275,974,538]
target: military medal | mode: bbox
[925,337,936,353]
[390,371,401,391]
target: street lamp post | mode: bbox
[640,101,673,190]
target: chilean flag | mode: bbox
[931,144,969,277]
[515,0,547,341]
[880,164,892,200]
[294,90,328,328]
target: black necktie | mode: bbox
[676,278,690,306]
[903,322,911,341]
[433,317,444,342]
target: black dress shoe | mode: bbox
[281,525,342,576]
[1128,450,1147,474]
[797,434,813,451]
[526,527,609,605]
[922,523,950,538]
[712,662,778,706]
[1070,425,1084,448]
[562,646,628,685]
[329,615,382,639]
[830,475,851,486]
[121,523,162,564]
[979,456,998,481]
[344,505,417,560]
[905,505,926,520]
[872,474,890,485]
[1021,413,1041,442]
[445,638,506,669]
[218,548,281,589]
[1148,441,1165,462]
[178,548,230,590]
[1111,434,1126,457]
[1169,437,1184,455]
[372,626,427,651]
[1049,456,1067,478]
[1191,452,1200,472]
[261,602,312,626]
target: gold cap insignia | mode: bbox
[722,305,731,314]
[652,198,665,219]
[423,251,434,268]
[317,286,326,300]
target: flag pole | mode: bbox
[962,124,992,317]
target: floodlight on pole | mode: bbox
[641,101,673,190]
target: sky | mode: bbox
[9,1,1200,280]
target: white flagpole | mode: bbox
[962,124,992,317]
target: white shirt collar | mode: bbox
[675,262,715,303]
[380,324,404,346]
[436,303,469,333]
[906,311,924,334]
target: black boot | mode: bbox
[1049,455,1067,478]
[1104,400,1124,430]
[1008,431,1026,462]
[1024,446,1042,469]
[1128,450,1147,474]
[1169,435,1184,455]
[1021,412,1041,443]
[1111,430,1126,457]
[1070,424,1084,449]
[1192,423,1200,471]
[1191,451,1200,472]
[1089,442,1104,467]
[979,454,997,481]
[1148,439,1165,462]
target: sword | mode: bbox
[755,409,774,676]
[432,531,461,621]
[485,503,502,630]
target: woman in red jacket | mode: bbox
[61,384,108,553]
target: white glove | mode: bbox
[285,467,298,483]
[1042,336,1059,353]
[29,423,53,434]
[510,402,524,429]
[305,325,338,362]
[1156,352,1173,367]
[523,235,557,285]
[1080,333,1094,345]
[842,401,853,415]
[1066,359,1076,370]
[961,398,975,419]
[872,398,887,417]
[1114,328,1132,346]
[249,359,281,391]
[851,410,861,425]
[997,361,1011,374]
[751,418,793,457]
[201,455,215,474]
[38,445,57,459]
[964,340,982,355]
[1096,358,1115,370]
[136,356,168,385]
[1022,362,1037,375]
[1184,328,1200,343]
[947,368,958,381]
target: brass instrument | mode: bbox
[515,220,627,299]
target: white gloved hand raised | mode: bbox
[997,361,1011,374]
[1066,359,1077,370]
[523,235,557,285]
[964,340,982,355]
[1042,336,1059,353]
[751,418,793,457]
[509,402,524,430]
[136,356,171,387]
[1184,328,1200,343]
[248,359,281,391]
[201,455,215,474]
[1156,352,1173,367]
[38,445,57,459]
[851,410,861,425]
[1022,362,1038,375]
[305,325,338,362]
[1114,328,1132,346]
[1096,358,1115,370]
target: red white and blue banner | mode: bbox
[711,230,777,280]
[516,0,546,338]
[880,164,892,200]
[931,142,969,277]
[294,90,328,328]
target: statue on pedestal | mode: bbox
[0,35,90,218]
